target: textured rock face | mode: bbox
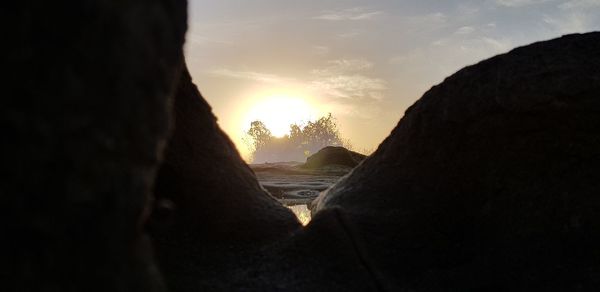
[5,3,599,290]
[231,208,387,291]
[313,32,600,290]
[2,1,187,291]
[148,67,300,290]
[302,146,367,169]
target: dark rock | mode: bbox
[231,208,387,291]
[302,146,367,169]
[2,1,187,291]
[313,32,600,290]
[148,67,301,290]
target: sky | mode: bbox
[185,0,600,159]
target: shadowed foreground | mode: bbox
[3,1,187,291]
[3,2,600,291]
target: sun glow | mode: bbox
[243,94,318,138]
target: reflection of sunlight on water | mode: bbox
[288,205,311,226]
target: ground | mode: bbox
[250,161,351,224]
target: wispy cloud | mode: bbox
[481,37,514,52]
[314,7,383,21]
[543,13,590,34]
[312,59,374,75]
[401,12,449,33]
[209,60,386,103]
[455,26,476,34]
[457,4,480,15]
[311,75,387,100]
[311,45,330,56]
[495,0,551,7]
[336,30,363,39]
[559,0,600,9]
[310,59,386,101]
[209,69,291,83]
[409,12,448,24]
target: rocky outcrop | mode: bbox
[302,146,367,169]
[148,67,301,290]
[230,208,387,291]
[2,1,187,291]
[313,32,600,290]
[6,2,600,290]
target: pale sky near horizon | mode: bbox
[185,0,600,159]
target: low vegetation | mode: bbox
[244,113,352,163]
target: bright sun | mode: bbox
[244,95,317,137]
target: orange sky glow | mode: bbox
[185,0,600,161]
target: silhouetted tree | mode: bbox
[244,121,272,154]
[245,113,352,163]
[301,113,344,155]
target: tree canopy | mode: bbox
[244,113,351,163]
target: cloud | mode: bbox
[415,12,448,24]
[457,4,480,15]
[455,26,476,34]
[389,49,429,67]
[314,7,383,21]
[559,0,600,9]
[481,37,513,52]
[310,59,386,101]
[310,75,387,100]
[311,45,330,56]
[210,60,386,103]
[209,69,291,83]
[336,30,363,39]
[495,0,551,7]
[543,13,590,34]
[312,59,374,75]
[402,12,448,32]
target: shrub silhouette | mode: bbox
[244,113,351,163]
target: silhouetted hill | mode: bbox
[302,146,367,169]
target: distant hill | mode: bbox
[301,146,367,169]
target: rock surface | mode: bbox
[251,162,348,205]
[313,32,600,290]
[302,146,367,169]
[148,67,301,290]
[2,1,187,291]
[230,208,387,291]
